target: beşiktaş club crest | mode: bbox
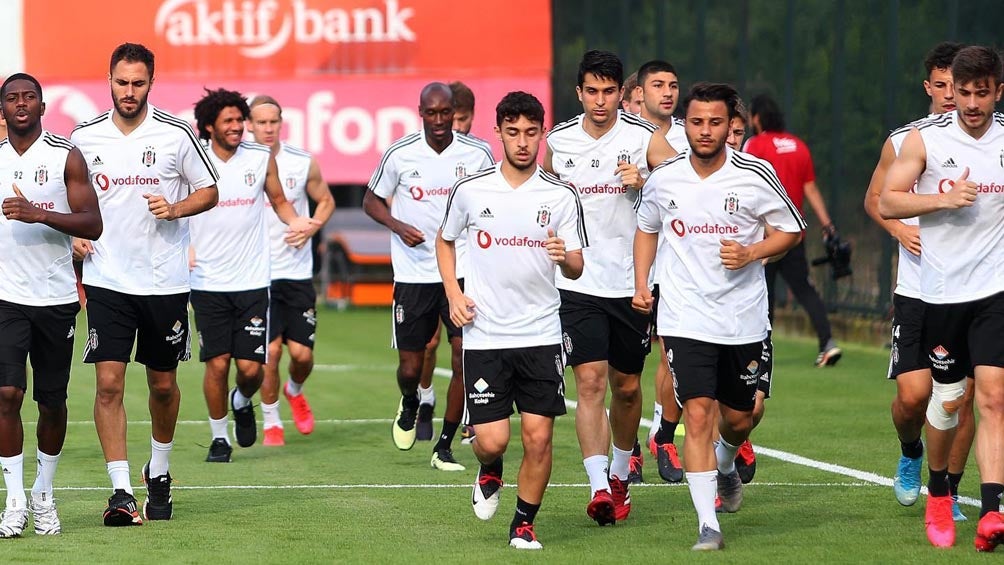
[536,205,551,228]
[395,304,405,323]
[244,169,256,186]
[724,192,739,215]
[455,162,467,178]
[286,176,296,189]
[34,165,48,185]
[142,146,157,167]
[616,150,631,164]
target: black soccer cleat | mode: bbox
[103,489,143,527]
[231,388,258,447]
[142,462,173,520]
[206,438,233,463]
[416,403,435,441]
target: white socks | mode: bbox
[286,379,303,397]
[686,470,720,533]
[262,400,283,428]
[418,385,435,406]
[31,449,60,503]
[107,460,132,494]
[583,455,610,496]
[0,453,25,508]
[649,402,664,438]
[716,439,739,475]
[610,446,633,481]
[150,438,173,477]
[231,388,251,410]
[210,416,230,444]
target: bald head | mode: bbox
[420,82,453,109]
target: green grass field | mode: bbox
[5,307,991,563]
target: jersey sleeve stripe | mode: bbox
[456,135,495,164]
[439,168,494,231]
[620,112,658,133]
[152,110,220,182]
[42,133,75,150]
[649,152,687,175]
[282,144,312,158]
[239,141,271,153]
[71,111,111,133]
[546,116,580,138]
[368,134,422,191]
[538,170,589,247]
[731,154,806,229]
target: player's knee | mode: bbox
[926,379,966,431]
[290,348,313,369]
[0,386,25,412]
[575,373,607,402]
[610,376,640,404]
[95,378,124,406]
[148,377,177,401]
[475,436,507,461]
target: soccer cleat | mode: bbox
[656,442,684,483]
[142,462,173,521]
[102,489,142,527]
[610,477,631,521]
[628,452,644,485]
[284,386,315,435]
[431,448,466,472]
[925,494,955,547]
[735,440,757,484]
[29,497,60,535]
[692,524,725,551]
[951,496,967,522]
[206,438,233,463]
[472,462,503,520]
[717,470,743,513]
[815,340,842,367]
[0,502,28,538]
[714,494,724,513]
[976,511,1004,552]
[509,521,542,550]
[416,403,435,441]
[648,435,658,457]
[392,397,418,451]
[263,426,285,446]
[231,388,257,447]
[586,489,616,526]
[460,424,476,445]
[893,455,922,506]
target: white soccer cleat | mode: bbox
[0,502,29,538]
[472,466,503,521]
[30,497,61,535]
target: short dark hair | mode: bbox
[636,60,678,87]
[496,91,544,127]
[924,42,964,75]
[450,81,475,112]
[577,50,623,87]
[1,73,42,100]
[952,45,1004,87]
[110,43,155,78]
[749,93,785,132]
[683,82,741,121]
[193,88,249,140]
[249,94,282,118]
[734,98,748,124]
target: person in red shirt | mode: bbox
[744,94,841,367]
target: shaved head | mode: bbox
[420,82,453,108]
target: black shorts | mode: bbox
[392,282,462,351]
[268,279,317,348]
[463,345,567,425]
[559,290,652,374]
[889,294,927,379]
[0,300,79,406]
[662,336,763,412]
[923,291,1004,384]
[190,288,270,363]
[83,285,191,371]
[651,284,660,337]
[757,337,773,398]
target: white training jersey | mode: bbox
[368,131,494,283]
[267,143,313,281]
[665,116,688,152]
[913,111,1004,304]
[0,131,78,306]
[440,163,587,350]
[638,149,806,344]
[888,114,933,299]
[190,141,271,291]
[70,105,218,295]
[547,110,656,297]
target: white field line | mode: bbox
[45,481,880,492]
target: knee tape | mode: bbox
[926,379,966,431]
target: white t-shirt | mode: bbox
[70,105,218,295]
[638,149,805,344]
[914,111,1004,304]
[0,131,78,306]
[190,141,271,292]
[368,131,494,283]
[888,115,933,299]
[267,143,313,281]
[547,110,656,297]
[665,116,688,153]
[440,164,587,350]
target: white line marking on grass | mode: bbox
[42,481,879,492]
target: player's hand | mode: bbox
[143,193,178,220]
[940,166,977,210]
[616,161,642,190]
[2,184,45,223]
[545,229,566,264]
[72,238,94,261]
[447,292,476,327]
[894,223,921,256]
[284,216,323,249]
[394,221,426,247]
[632,287,654,314]
[720,238,755,270]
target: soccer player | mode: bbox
[634,82,804,550]
[451,81,476,135]
[246,95,335,447]
[364,83,494,470]
[863,42,975,526]
[0,73,102,537]
[71,43,219,526]
[544,49,675,525]
[438,90,585,550]
[621,72,642,115]
[744,94,842,367]
[189,89,317,462]
[880,45,1004,551]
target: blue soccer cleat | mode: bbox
[893,454,922,506]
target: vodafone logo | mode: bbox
[669,219,739,237]
[670,219,685,237]
[937,178,954,194]
[154,0,417,59]
[938,178,1004,193]
[409,186,423,200]
[93,173,161,191]
[475,230,547,249]
[477,230,492,248]
[408,186,450,200]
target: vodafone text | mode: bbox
[93,174,161,191]
[475,231,547,249]
[669,218,739,237]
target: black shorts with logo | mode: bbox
[662,336,765,412]
[190,288,269,363]
[392,281,462,352]
[0,299,79,406]
[757,337,773,398]
[923,291,1004,384]
[463,345,567,425]
[268,279,317,349]
[83,285,191,372]
[888,294,927,379]
[559,290,652,375]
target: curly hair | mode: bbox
[193,88,249,141]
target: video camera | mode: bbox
[811,225,853,280]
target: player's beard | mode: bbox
[689,137,726,161]
[113,91,148,120]
[504,150,536,171]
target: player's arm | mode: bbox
[542,143,555,175]
[645,132,677,170]
[802,180,834,229]
[632,228,657,314]
[362,189,424,247]
[437,225,474,326]
[863,138,920,255]
[720,229,800,271]
[546,228,583,279]
[880,129,975,219]
[2,147,102,239]
[305,157,335,229]
[264,154,322,248]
